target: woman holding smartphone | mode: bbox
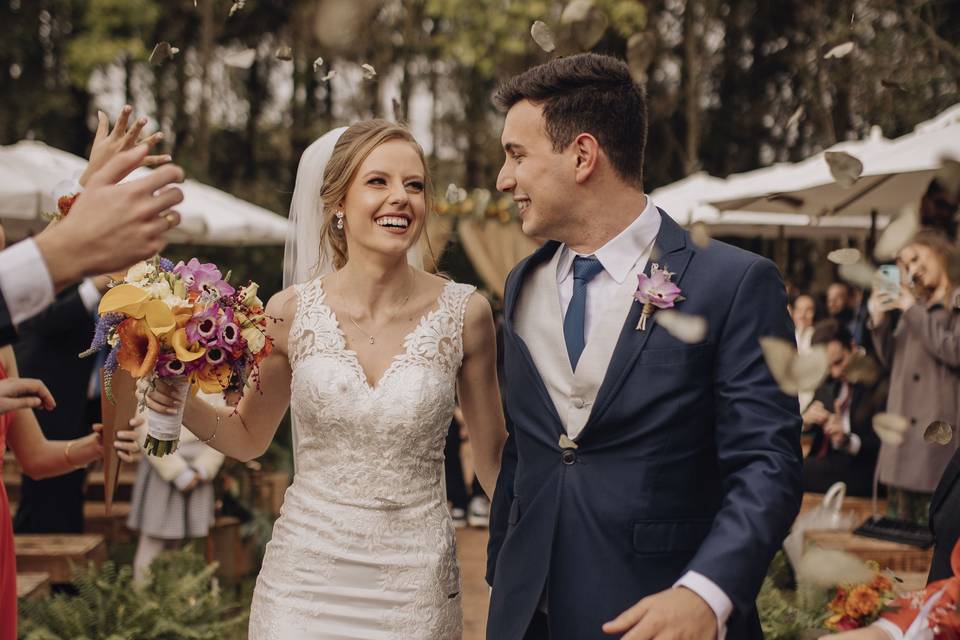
[868,229,960,523]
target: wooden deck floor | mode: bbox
[456,527,489,640]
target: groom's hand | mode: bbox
[602,586,717,639]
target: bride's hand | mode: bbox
[79,105,169,186]
[144,378,187,416]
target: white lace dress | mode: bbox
[247,278,475,639]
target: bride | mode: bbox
[146,120,507,638]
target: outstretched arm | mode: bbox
[456,293,507,501]
[146,287,296,462]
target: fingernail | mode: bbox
[156,132,164,139]
[98,110,105,119]
[124,105,132,112]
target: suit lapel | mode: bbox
[582,212,693,432]
[503,241,566,431]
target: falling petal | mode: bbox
[445,183,461,203]
[229,0,245,17]
[312,56,324,73]
[149,42,179,66]
[796,549,874,589]
[689,222,711,248]
[560,0,593,23]
[873,413,909,446]
[531,21,557,53]
[874,204,919,262]
[760,337,829,396]
[935,157,960,200]
[222,48,256,69]
[844,351,880,386]
[838,261,875,289]
[275,46,293,61]
[825,151,863,188]
[361,63,377,79]
[828,248,861,265]
[881,79,907,92]
[786,105,804,129]
[824,41,855,59]
[924,421,954,445]
[561,0,608,50]
[655,310,707,344]
[321,69,338,82]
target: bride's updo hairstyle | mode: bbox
[318,119,435,270]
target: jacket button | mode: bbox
[572,397,585,409]
[913,373,921,382]
[561,450,577,465]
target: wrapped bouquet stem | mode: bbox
[143,375,190,456]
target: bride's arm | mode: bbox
[145,287,296,461]
[456,293,507,500]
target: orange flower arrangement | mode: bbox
[824,566,897,632]
[115,318,159,378]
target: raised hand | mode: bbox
[79,105,169,187]
[0,377,56,415]
[34,144,185,291]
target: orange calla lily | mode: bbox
[115,318,159,378]
[173,306,195,329]
[193,363,233,394]
[170,328,206,362]
[99,284,149,317]
[142,299,176,336]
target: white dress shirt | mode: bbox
[0,238,55,326]
[556,197,733,639]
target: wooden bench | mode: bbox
[85,466,138,502]
[16,572,51,602]
[800,492,888,526]
[83,501,133,543]
[804,530,934,574]
[14,534,107,584]
[206,516,256,582]
[250,470,290,517]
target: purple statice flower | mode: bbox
[104,345,119,375]
[83,312,125,357]
[158,257,175,272]
[173,258,235,297]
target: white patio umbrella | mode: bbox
[0,140,289,245]
[709,105,960,218]
[650,171,885,238]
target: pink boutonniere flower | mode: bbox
[634,263,684,331]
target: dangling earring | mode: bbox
[336,210,344,231]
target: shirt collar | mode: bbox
[557,196,662,285]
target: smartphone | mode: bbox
[874,264,901,296]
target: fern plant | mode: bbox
[18,550,247,640]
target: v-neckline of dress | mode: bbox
[315,279,454,392]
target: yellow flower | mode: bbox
[142,299,176,336]
[99,283,149,316]
[844,585,880,618]
[193,363,232,394]
[170,328,206,362]
[241,324,266,354]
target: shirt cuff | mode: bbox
[675,571,732,640]
[195,466,209,482]
[872,618,904,640]
[173,469,197,491]
[78,279,103,313]
[0,239,55,325]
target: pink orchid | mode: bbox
[634,265,684,309]
[174,258,235,297]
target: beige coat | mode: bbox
[870,291,960,492]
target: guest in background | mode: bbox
[0,342,140,640]
[869,229,960,523]
[12,275,110,534]
[801,320,884,497]
[127,393,226,582]
[790,292,817,412]
[827,282,857,331]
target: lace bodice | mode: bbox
[247,277,475,639]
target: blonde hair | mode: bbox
[318,119,437,271]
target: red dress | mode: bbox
[0,360,16,640]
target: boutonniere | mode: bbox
[634,263,684,331]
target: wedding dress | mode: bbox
[247,277,475,639]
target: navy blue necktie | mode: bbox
[563,255,604,370]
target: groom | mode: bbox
[486,53,803,639]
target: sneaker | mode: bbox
[450,507,467,528]
[467,495,490,528]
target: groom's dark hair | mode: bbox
[493,53,647,189]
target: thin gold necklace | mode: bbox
[336,269,414,345]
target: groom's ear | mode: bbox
[572,133,600,184]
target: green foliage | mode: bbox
[65,0,160,86]
[757,576,829,640]
[18,551,247,640]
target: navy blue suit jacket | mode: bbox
[486,212,803,639]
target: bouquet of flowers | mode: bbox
[822,564,898,631]
[83,256,272,456]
